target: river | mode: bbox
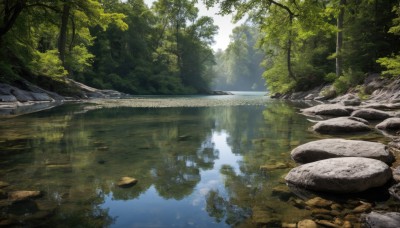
[0,92,397,227]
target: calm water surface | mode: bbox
[0,92,395,227]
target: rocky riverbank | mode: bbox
[280,92,400,227]
[0,79,130,116]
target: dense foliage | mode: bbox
[1,0,400,95]
[212,23,265,91]
[0,0,217,94]
[207,0,400,94]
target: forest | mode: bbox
[1,0,400,95]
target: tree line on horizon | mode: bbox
[1,0,400,95]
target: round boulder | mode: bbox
[362,212,400,228]
[301,104,350,116]
[312,117,370,134]
[285,157,392,193]
[291,139,393,164]
[351,108,392,120]
[376,118,400,130]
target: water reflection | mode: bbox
[2,99,386,227]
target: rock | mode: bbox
[315,220,341,228]
[302,104,350,116]
[281,222,297,228]
[291,139,394,164]
[311,208,331,215]
[389,183,400,201]
[343,221,352,228]
[260,162,289,171]
[117,177,138,188]
[362,211,400,228]
[312,117,370,134]
[297,219,318,228]
[305,197,333,208]
[352,202,372,213]
[8,191,42,201]
[376,118,400,130]
[285,157,392,193]
[351,108,392,120]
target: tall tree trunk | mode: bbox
[336,0,346,77]
[58,2,71,66]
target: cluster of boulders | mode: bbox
[284,97,400,227]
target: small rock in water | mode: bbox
[305,197,333,208]
[352,202,372,213]
[297,219,317,228]
[117,177,138,188]
[8,191,42,201]
[281,222,297,228]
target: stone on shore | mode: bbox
[301,104,350,116]
[376,117,400,130]
[117,177,138,188]
[285,157,392,193]
[351,108,392,120]
[362,212,400,228]
[291,139,393,164]
[312,117,370,134]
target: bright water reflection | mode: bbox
[0,94,390,227]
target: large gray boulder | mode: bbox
[312,117,370,134]
[291,139,393,164]
[362,212,400,228]
[376,118,400,130]
[301,104,350,116]
[351,108,392,120]
[285,157,392,193]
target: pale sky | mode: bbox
[143,0,240,51]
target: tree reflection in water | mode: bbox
[0,101,323,227]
